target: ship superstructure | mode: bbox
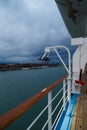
[55,0,87,38]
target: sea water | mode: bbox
[0,67,66,130]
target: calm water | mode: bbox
[0,67,66,130]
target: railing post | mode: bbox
[48,91,52,130]
[67,77,71,113]
[63,80,66,111]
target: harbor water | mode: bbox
[0,67,66,130]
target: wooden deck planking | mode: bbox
[70,95,87,130]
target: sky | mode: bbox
[0,0,71,63]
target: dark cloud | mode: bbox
[0,0,70,63]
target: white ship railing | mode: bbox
[0,75,71,130]
[26,78,69,130]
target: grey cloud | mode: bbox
[0,0,70,63]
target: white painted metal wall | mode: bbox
[71,37,87,93]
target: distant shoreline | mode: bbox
[0,63,62,71]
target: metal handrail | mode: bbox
[27,78,68,130]
[0,75,67,130]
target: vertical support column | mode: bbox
[68,77,71,113]
[63,80,66,111]
[48,91,52,130]
[68,45,71,113]
[68,78,70,101]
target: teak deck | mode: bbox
[71,66,87,130]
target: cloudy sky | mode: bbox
[0,0,70,63]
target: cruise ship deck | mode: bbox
[56,64,87,130]
[70,65,87,130]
